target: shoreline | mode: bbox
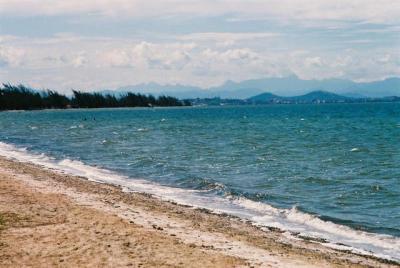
[1,101,400,114]
[0,141,399,262]
[0,157,398,267]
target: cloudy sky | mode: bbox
[1,0,399,92]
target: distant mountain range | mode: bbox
[189,90,400,106]
[106,76,400,99]
[248,90,351,103]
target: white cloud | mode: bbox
[101,49,132,67]
[286,51,400,82]
[304,57,323,68]
[201,48,260,64]
[178,32,282,49]
[1,32,399,90]
[0,45,25,67]
[70,52,88,67]
[100,42,194,70]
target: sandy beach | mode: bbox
[0,156,398,268]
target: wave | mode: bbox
[0,141,399,261]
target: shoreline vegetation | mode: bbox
[0,84,191,111]
[2,83,399,112]
[0,156,399,267]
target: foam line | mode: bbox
[0,141,399,261]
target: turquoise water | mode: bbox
[0,103,399,257]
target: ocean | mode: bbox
[0,103,399,260]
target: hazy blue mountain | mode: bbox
[343,77,400,98]
[194,90,400,106]
[247,92,280,102]
[108,76,400,99]
[210,76,400,97]
[209,76,355,96]
[248,90,351,104]
[286,91,351,102]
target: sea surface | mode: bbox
[0,103,399,260]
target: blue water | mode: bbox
[0,103,399,239]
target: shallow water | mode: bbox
[0,103,399,259]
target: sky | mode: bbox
[0,0,399,93]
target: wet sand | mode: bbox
[0,157,398,267]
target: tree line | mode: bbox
[0,84,191,110]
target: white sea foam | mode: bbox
[0,141,399,262]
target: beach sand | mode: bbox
[0,156,398,267]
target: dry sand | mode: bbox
[0,157,398,267]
